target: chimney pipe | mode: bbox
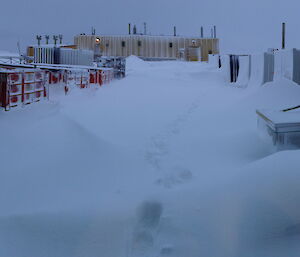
[201,27,204,38]
[214,26,217,38]
[128,23,131,35]
[282,22,286,49]
[174,26,177,37]
[133,25,137,35]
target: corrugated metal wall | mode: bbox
[33,47,93,66]
[74,35,219,61]
[60,49,93,66]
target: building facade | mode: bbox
[74,35,219,61]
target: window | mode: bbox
[122,41,126,47]
[169,42,173,48]
[138,41,142,47]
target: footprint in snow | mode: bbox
[130,201,163,257]
[156,166,193,189]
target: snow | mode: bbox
[258,109,300,125]
[1,56,300,257]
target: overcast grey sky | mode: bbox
[0,0,299,54]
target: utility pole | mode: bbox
[282,22,286,49]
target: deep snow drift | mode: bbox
[1,56,300,257]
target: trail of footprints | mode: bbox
[145,99,200,187]
[130,100,201,256]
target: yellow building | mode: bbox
[74,34,219,62]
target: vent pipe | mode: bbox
[133,25,137,35]
[36,35,42,46]
[174,26,177,37]
[201,27,204,38]
[128,23,131,35]
[214,26,217,38]
[59,34,63,44]
[53,35,58,46]
[45,35,49,45]
[144,22,147,35]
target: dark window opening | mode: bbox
[138,41,142,47]
[169,43,173,48]
[122,41,126,47]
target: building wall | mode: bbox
[74,35,219,61]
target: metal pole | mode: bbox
[282,22,286,49]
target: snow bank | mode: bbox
[1,59,300,257]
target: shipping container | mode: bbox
[0,69,47,110]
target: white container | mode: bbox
[59,49,93,66]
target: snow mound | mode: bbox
[126,55,149,72]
